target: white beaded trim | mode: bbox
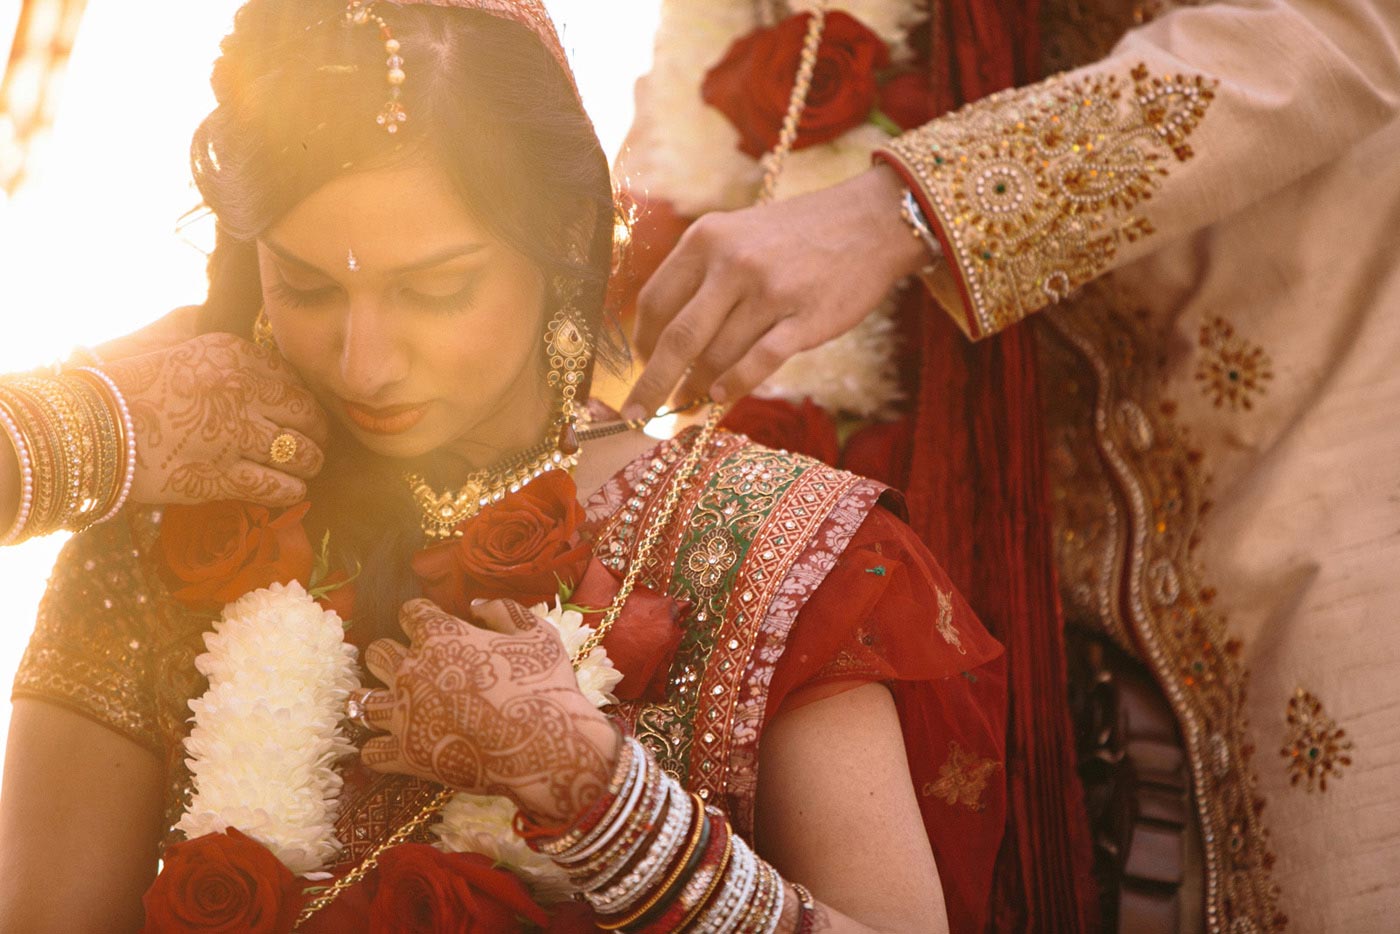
[0,404,34,545]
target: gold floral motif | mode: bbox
[682,527,739,598]
[923,742,1000,811]
[1281,688,1353,792]
[1195,316,1274,411]
[935,588,966,654]
[878,63,1217,338]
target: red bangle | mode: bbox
[793,882,817,934]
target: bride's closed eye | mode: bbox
[268,280,339,309]
[397,275,481,314]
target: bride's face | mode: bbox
[256,158,552,463]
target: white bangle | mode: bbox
[0,403,34,546]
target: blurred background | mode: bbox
[0,0,661,761]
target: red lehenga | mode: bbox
[14,428,1008,930]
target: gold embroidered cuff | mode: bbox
[875,63,1217,340]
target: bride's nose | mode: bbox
[337,301,409,399]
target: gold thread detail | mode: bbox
[880,63,1217,338]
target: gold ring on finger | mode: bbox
[269,432,299,465]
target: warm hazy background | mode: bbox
[0,0,661,767]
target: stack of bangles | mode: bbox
[0,367,137,546]
[518,736,818,933]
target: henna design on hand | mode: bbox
[363,599,618,823]
[104,334,328,506]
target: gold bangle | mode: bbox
[5,378,77,534]
[66,369,124,522]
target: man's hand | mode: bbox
[622,165,933,420]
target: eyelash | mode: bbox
[267,280,479,314]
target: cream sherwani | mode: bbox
[878,1,1400,930]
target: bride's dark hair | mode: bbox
[191,0,619,634]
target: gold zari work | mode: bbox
[1039,282,1285,933]
[1195,316,1274,411]
[923,742,999,812]
[880,63,1217,338]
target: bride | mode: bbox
[0,2,1006,932]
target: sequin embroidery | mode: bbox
[878,63,1217,338]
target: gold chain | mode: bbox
[292,786,457,930]
[405,444,578,543]
[758,0,829,205]
[295,7,832,924]
[575,1,829,659]
[572,404,727,661]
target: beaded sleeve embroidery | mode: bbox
[876,63,1217,339]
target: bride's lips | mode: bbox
[341,399,428,435]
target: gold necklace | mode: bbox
[405,434,579,542]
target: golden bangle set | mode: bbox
[0,368,136,545]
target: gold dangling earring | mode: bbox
[545,275,593,455]
[253,306,278,351]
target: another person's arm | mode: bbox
[624,0,1400,413]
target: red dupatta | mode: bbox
[901,1,1100,930]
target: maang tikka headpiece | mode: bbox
[345,2,408,133]
[343,1,582,134]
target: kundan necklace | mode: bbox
[405,397,713,542]
[406,430,579,542]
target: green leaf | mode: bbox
[309,530,333,590]
[869,108,903,137]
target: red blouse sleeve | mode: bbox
[764,504,1009,934]
[766,504,1002,718]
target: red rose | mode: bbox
[412,471,592,616]
[703,11,891,158]
[723,396,841,466]
[141,829,301,934]
[160,501,314,611]
[878,70,935,130]
[315,569,358,623]
[368,846,548,934]
[571,557,687,703]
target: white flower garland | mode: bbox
[177,581,360,876]
[633,1,928,418]
[179,587,621,900]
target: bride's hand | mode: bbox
[361,598,621,825]
[102,333,329,507]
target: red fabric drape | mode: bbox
[764,506,1009,934]
[902,1,1100,930]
